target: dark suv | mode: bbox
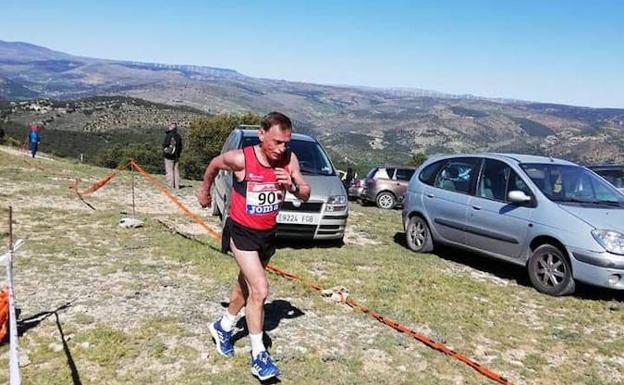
[360,166,416,209]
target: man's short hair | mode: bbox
[261,112,292,131]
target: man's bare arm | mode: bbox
[198,149,245,207]
[288,152,311,201]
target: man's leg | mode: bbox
[230,239,267,335]
[209,270,247,357]
[173,160,181,189]
[216,272,248,335]
[230,240,280,380]
[227,272,249,316]
[164,159,173,188]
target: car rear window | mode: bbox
[366,168,378,179]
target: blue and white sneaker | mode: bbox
[251,351,280,381]
[209,320,234,357]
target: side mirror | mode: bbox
[508,190,531,204]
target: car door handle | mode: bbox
[426,193,435,198]
[472,205,482,210]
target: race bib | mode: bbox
[246,182,283,215]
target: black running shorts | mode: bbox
[221,218,277,260]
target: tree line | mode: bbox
[1,112,427,179]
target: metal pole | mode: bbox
[7,206,21,385]
[8,206,12,248]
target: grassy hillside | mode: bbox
[0,147,622,385]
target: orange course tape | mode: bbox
[129,161,222,241]
[0,288,8,342]
[70,161,130,197]
[73,160,517,385]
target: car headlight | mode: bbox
[326,195,347,212]
[328,195,347,205]
[592,229,624,255]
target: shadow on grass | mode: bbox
[275,238,344,250]
[17,302,82,385]
[393,231,624,303]
[216,299,305,348]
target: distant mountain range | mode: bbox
[1,39,624,166]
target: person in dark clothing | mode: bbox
[344,167,355,188]
[0,127,5,145]
[163,122,183,189]
[28,124,41,158]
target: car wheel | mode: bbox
[376,192,396,209]
[528,244,575,296]
[406,215,434,252]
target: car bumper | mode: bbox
[276,204,347,240]
[348,187,364,198]
[360,189,371,201]
[569,247,624,290]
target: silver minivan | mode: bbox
[402,153,624,296]
[212,126,348,241]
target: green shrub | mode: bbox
[181,112,261,179]
[95,143,162,174]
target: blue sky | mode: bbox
[2,0,623,107]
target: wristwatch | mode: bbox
[289,183,300,194]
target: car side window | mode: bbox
[396,168,415,181]
[376,168,391,179]
[434,159,478,194]
[477,159,510,201]
[419,160,446,186]
[385,168,396,179]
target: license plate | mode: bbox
[277,212,319,225]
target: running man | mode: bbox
[197,112,310,380]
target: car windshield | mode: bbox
[242,136,335,176]
[521,163,624,207]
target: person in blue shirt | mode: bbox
[28,124,41,158]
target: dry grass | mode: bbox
[0,147,622,385]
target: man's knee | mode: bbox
[249,281,269,302]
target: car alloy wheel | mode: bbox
[376,192,396,209]
[528,244,575,296]
[406,216,433,252]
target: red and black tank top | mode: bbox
[229,145,290,230]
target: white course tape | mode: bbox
[4,239,24,385]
